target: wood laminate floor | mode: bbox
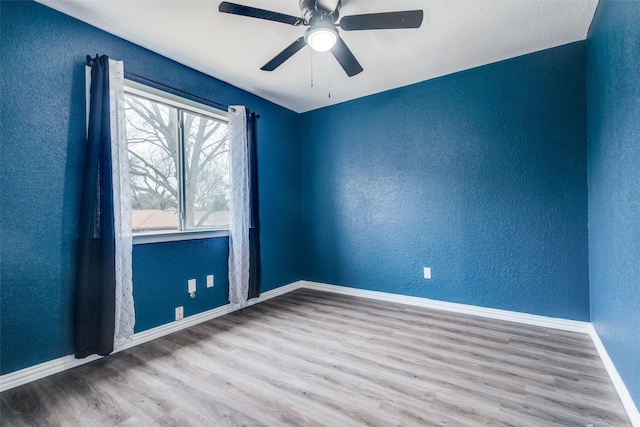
[1,289,631,426]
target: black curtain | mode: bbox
[74,55,116,358]
[247,111,262,299]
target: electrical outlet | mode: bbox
[207,274,214,288]
[188,279,196,294]
[175,306,184,321]
[423,267,432,279]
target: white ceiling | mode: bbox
[37,0,598,113]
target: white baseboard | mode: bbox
[0,281,303,393]
[587,325,640,427]
[2,279,638,426]
[298,281,592,333]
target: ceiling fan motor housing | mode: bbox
[299,0,341,24]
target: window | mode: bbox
[123,82,230,242]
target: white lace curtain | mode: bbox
[108,59,135,349]
[228,106,250,307]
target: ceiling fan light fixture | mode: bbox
[305,24,338,52]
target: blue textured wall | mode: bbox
[587,0,640,408]
[0,1,302,375]
[300,42,589,320]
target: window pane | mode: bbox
[183,111,230,229]
[124,94,180,233]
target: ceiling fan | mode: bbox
[218,0,424,77]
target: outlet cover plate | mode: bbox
[175,306,184,321]
[424,267,432,279]
[207,274,214,288]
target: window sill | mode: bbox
[133,229,229,245]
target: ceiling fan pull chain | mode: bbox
[328,53,331,98]
[310,50,314,88]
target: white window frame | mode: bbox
[86,67,231,245]
[125,81,231,244]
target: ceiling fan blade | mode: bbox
[219,2,304,26]
[330,37,363,77]
[339,10,423,31]
[261,37,307,71]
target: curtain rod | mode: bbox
[86,55,260,118]
[125,70,236,113]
